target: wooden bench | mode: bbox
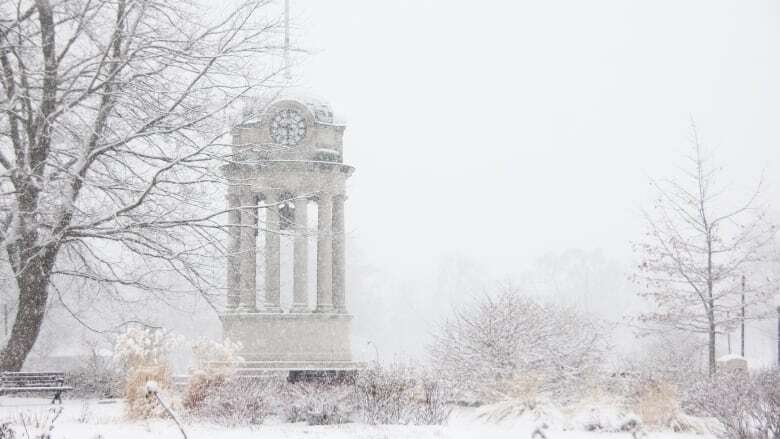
[0,372,73,404]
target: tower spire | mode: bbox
[284,0,291,81]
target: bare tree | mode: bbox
[632,127,776,376]
[0,0,285,370]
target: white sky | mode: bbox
[281,0,780,362]
[293,0,780,275]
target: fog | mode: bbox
[266,0,780,364]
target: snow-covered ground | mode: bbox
[0,397,716,439]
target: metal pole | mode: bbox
[284,0,291,80]
[726,311,732,354]
[740,275,745,357]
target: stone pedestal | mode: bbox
[220,313,359,370]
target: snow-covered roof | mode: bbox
[242,88,346,126]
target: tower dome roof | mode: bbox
[233,87,347,163]
[247,88,345,126]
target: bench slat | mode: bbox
[2,376,64,380]
[1,373,64,378]
[2,378,64,381]
[1,374,64,377]
[1,375,63,378]
[2,372,64,375]
[2,379,64,382]
[2,377,63,381]
[2,380,63,383]
[1,386,73,391]
[2,377,63,380]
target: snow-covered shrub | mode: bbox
[114,327,176,372]
[622,332,708,398]
[574,407,641,433]
[353,364,415,424]
[283,381,353,425]
[2,408,62,439]
[76,400,93,424]
[65,352,122,399]
[113,327,177,419]
[66,366,122,400]
[409,373,452,425]
[686,370,778,439]
[633,380,696,432]
[429,286,608,403]
[751,369,780,439]
[183,371,227,411]
[125,366,174,419]
[476,399,560,424]
[196,376,271,426]
[190,337,243,371]
[353,364,451,425]
[686,373,760,439]
[410,374,452,425]
[0,422,13,439]
[183,338,243,410]
[608,333,711,432]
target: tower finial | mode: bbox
[284,0,291,81]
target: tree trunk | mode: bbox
[0,251,55,372]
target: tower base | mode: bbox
[220,312,359,367]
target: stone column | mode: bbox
[225,190,241,311]
[264,192,282,312]
[290,196,309,312]
[332,194,347,313]
[315,193,334,313]
[238,191,257,312]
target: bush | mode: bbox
[353,365,451,425]
[429,286,608,403]
[195,377,271,426]
[282,381,352,425]
[632,379,701,432]
[353,365,415,424]
[413,375,452,425]
[182,370,228,411]
[575,407,641,433]
[0,407,63,439]
[622,332,708,399]
[65,353,123,399]
[183,337,243,411]
[113,328,176,419]
[125,365,173,419]
[0,422,14,439]
[687,369,780,439]
[752,369,780,439]
[190,337,243,371]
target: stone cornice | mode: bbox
[221,160,355,177]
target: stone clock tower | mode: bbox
[219,93,361,375]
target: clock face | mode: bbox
[269,108,307,146]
